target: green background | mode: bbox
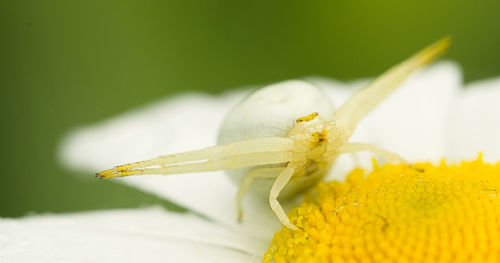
[1,0,499,217]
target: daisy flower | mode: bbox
[1,62,500,262]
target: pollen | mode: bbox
[263,155,500,263]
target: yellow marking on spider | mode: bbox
[312,129,328,144]
[295,112,319,123]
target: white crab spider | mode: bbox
[98,38,450,230]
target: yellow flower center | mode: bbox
[263,156,500,263]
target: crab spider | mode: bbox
[97,38,450,230]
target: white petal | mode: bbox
[59,63,461,241]
[0,207,263,262]
[357,62,462,160]
[307,76,365,107]
[447,76,500,162]
[59,92,241,172]
[59,91,288,240]
[317,62,463,178]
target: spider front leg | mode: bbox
[236,167,284,222]
[338,142,408,164]
[334,37,450,138]
[269,164,302,231]
[97,137,293,178]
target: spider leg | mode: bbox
[98,151,292,178]
[97,137,293,179]
[335,37,451,137]
[269,165,300,230]
[338,142,408,164]
[236,167,284,222]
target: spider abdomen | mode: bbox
[217,79,336,199]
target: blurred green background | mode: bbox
[1,0,499,217]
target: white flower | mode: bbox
[1,62,500,262]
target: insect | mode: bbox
[97,38,450,230]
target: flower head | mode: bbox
[265,156,500,262]
[1,62,500,262]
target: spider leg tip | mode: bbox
[95,169,119,179]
